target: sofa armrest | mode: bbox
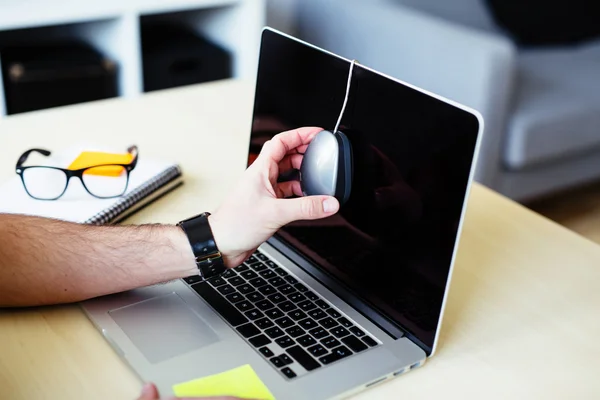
[298,0,516,187]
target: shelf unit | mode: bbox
[0,0,265,118]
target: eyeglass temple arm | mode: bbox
[16,149,51,169]
[127,145,139,168]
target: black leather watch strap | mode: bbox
[177,212,226,281]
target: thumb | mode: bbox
[137,383,160,400]
[276,195,340,225]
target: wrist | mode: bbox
[169,226,202,278]
[207,212,237,268]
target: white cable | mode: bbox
[334,59,357,133]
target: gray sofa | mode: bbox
[297,0,600,201]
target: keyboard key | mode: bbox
[319,346,352,364]
[238,284,255,295]
[217,284,236,295]
[236,264,250,272]
[192,282,248,327]
[251,263,268,272]
[209,277,227,287]
[267,293,286,304]
[362,337,378,347]
[259,346,274,357]
[249,334,271,347]
[294,283,309,293]
[342,335,368,352]
[298,318,318,330]
[321,336,340,349]
[298,300,316,311]
[338,317,353,328]
[278,301,297,312]
[246,292,265,302]
[308,327,328,339]
[265,260,277,269]
[279,354,293,365]
[270,356,284,368]
[246,255,260,265]
[268,277,286,287]
[235,301,254,312]
[285,276,298,285]
[255,252,268,261]
[273,267,288,277]
[275,336,295,348]
[265,308,284,319]
[285,326,305,338]
[350,327,366,337]
[315,300,331,310]
[297,334,317,347]
[222,269,237,279]
[331,327,350,338]
[245,309,264,320]
[287,345,321,371]
[184,275,202,285]
[260,270,276,280]
[319,317,339,329]
[249,277,268,288]
[265,327,285,338]
[241,270,258,280]
[281,367,296,379]
[255,300,275,311]
[228,277,245,287]
[288,310,307,321]
[236,323,260,338]
[308,344,328,357]
[308,309,327,320]
[258,285,277,296]
[288,293,306,303]
[255,317,274,329]
[305,291,319,301]
[275,316,294,328]
[225,292,245,304]
[326,309,341,318]
[279,285,295,295]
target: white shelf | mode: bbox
[0,0,265,117]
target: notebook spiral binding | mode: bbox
[85,165,182,225]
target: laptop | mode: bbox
[81,28,483,399]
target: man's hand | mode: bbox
[137,382,243,400]
[209,126,340,268]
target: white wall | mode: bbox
[266,0,298,35]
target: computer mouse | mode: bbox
[299,129,353,205]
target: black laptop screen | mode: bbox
[247,30,480,352]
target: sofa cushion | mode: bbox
[503,40,600,170]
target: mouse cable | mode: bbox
[334,59,357,133]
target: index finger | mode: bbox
[260,126,323,163]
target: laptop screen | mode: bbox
[248,29,480,353]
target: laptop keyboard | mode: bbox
[184,249,379,380]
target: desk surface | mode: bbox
[1,80,599,399]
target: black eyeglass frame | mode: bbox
[15,145,139,201]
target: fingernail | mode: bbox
[323,198,337,213]
[141,383,153,395]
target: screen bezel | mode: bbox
[250,27,484,356]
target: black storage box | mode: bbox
[1,41,118,115]
[141,23,232,92]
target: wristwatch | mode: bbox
[177,212,227,281]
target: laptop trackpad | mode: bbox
[109,293,220,364]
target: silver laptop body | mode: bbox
[81,28,483,400]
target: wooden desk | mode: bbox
[1,80,599,399]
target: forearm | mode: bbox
[0,214,197,307]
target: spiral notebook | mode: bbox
[0,145,183,225]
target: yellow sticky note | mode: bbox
[67,151,133,176]
[173,364,275,400]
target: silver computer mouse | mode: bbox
[299,130,353,205]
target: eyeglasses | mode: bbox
[16,145,138,200]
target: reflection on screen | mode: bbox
[249,30,479,352]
